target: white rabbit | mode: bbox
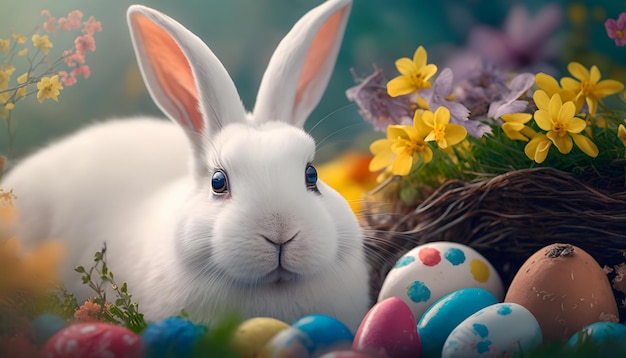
[2,0,371,330]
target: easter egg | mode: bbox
[378,242,504,322]
[504,243,618,341]
[31,313,67,346]
[231,317,290,358]
[352,297,421,358]
[292,314,354,355]
[318,350,379,357]
[567,321,626,353]
[418,288,499,358]
[258,326,311,358]
[142,317,208,358]
[442,302,542,357]
[42,322,142,358]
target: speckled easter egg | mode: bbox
[42,322,142,358]
[352,297,421,358]
[292,314,354,355]
[258,326,311,358]
[567,321,626,353]
[442,303,542,358]
[378,242,504,322]
[418,288,499,358]
[231,317,290,358]
[504,243,619,341]
[142,317,207,358]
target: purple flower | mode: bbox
[487,72,535,119]
[421,68,489,138]
[605,13,626,47]
[346,67,414,132]
[421,69,468,121]
[463,4,562,72]
[454,62,509,119]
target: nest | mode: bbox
[362,167,626,319]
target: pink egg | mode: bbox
[41,322,143,358]
[352,297,421,358]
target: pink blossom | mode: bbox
[605,13,626,47]
[58,71,77,86]
[57,17,71,31]
[71,65,91,79]
[40,10,51,17]
[82,16,102,35]
[75,34,96,56]
[58,10,83,31]
[63,50,85,68]
[43,16,57,34]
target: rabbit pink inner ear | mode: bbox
[295,7,347,107]
[132,14,204,133]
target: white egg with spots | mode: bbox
[377,242,504,322]
[442,302,542,357]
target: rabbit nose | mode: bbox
[262,232,298,267]
[261,231,298,246]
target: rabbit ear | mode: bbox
[127,5,246,147]
[252,0,352,128]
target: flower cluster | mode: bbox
[0,10,101,121]
[347,13,625,204]
[502,64,623,163]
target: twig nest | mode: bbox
[504,243,619,341]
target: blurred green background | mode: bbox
[1,0,624,163]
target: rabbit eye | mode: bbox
[211,170,229,194]
[305,164,319,192]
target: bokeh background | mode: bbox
[1,0,625,164]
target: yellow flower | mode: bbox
[17,48,28,57]
[12,33,26,44]
[0,38,10,52]
[5,103,14,110]
[317,152,378,213]
[532,90,598,158]
[501,113,534,142]
[0,65,15,89]
[535,72,578,107]
[17,73,28,84]
[36,75,63,103]
[421,106,467,149]
[387,46,438,97]
[618,124,626,148]
[370,114,433,176]
[524,133,552,164]
[560,62,624,115]
[15,86,27,99]
[31,33,53,55]
[0,236,64,299]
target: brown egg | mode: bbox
[504,243,618,341]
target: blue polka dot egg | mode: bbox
[442,303,542,357]
[378,242,504,323]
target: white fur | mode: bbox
[2,0,370,330]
